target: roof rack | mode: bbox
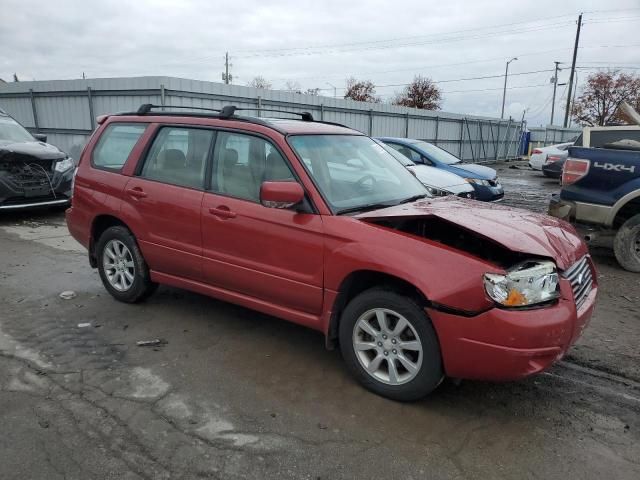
[219,106,314,121]
[137,104,221,115]
[128,103,350,131]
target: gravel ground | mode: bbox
[0,165,639,479]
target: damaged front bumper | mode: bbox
[0,161,73,210]
[427,276,597,381]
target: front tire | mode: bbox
[614,214,640,273]
[339,288,443,401]
[96,226,157,302]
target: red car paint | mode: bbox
[66,114,597,382]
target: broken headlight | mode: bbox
[54,157,74,173]
[483,260,559,307]
[465,178,491,187]
[424,185,450,197]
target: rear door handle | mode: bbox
[126,187,147,199]
[208,206,236,219]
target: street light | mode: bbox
[501,57,518,119]
[326,82,337,98]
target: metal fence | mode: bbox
[0,76,525,162]
[529,126,581,149]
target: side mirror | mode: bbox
[33,133,47,143]
[260,181,305,209]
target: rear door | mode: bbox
[200,130,324,315]
[121,126,214,281]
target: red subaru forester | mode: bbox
[66,104,597,401]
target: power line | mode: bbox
[357,69,555,89]
[235,13,579,55]
[236,22,575,59]
[443,84,549,94]
[266,43,639,83]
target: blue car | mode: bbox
[377,137,504,201]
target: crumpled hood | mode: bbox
[447,163,497,180]
[0,141,67,161]
[355,196,586,270]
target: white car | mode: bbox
[529,142,573,170]
[376,140,476,198]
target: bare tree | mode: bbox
[571,71,640,126]
[247,76,272,90]
[12,73,19,82]
[344,77,379,103]
[304,88,321,96]
[284,81,302,93]
[393,75,442,110]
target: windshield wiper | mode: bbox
[337,202,395,215]
[398,194,430,204]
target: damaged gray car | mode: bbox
[0,108,74,210]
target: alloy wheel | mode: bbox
[103,239,135,292]
[352,308,423,385]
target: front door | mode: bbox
[121,126,214,281]
[201,130,324,315]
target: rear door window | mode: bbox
[92,124,147,170]
[140,127,214,189]
[590,130,640,147]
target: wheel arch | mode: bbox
[609,188,640,228]
[325,269,429,349]
[89,215,133,267]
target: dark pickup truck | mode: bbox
[549,136,640,272]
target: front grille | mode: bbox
[562,256,593,310]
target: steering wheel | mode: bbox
[355,174,376,190]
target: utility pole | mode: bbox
[563,13,582,127]
[550,61,561,125]
[222,52,232,84]
[501,57,518,119]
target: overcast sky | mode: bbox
[1,0,639,126]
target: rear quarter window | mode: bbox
[92,123,147,170]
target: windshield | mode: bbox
[411,141,461,165]
[0,116,36,143]
[288,135,427,213]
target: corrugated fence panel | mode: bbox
[35,95,91,130]
[45,133,90,158]
[529,126,581,147]
[1,76,531,162]
[0,97,34,127]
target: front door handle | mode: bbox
[126,187,147,199]
[208,206,236,219]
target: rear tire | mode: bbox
[96,226,157,302]
[614,214,640,273]
[339,288,443,401]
